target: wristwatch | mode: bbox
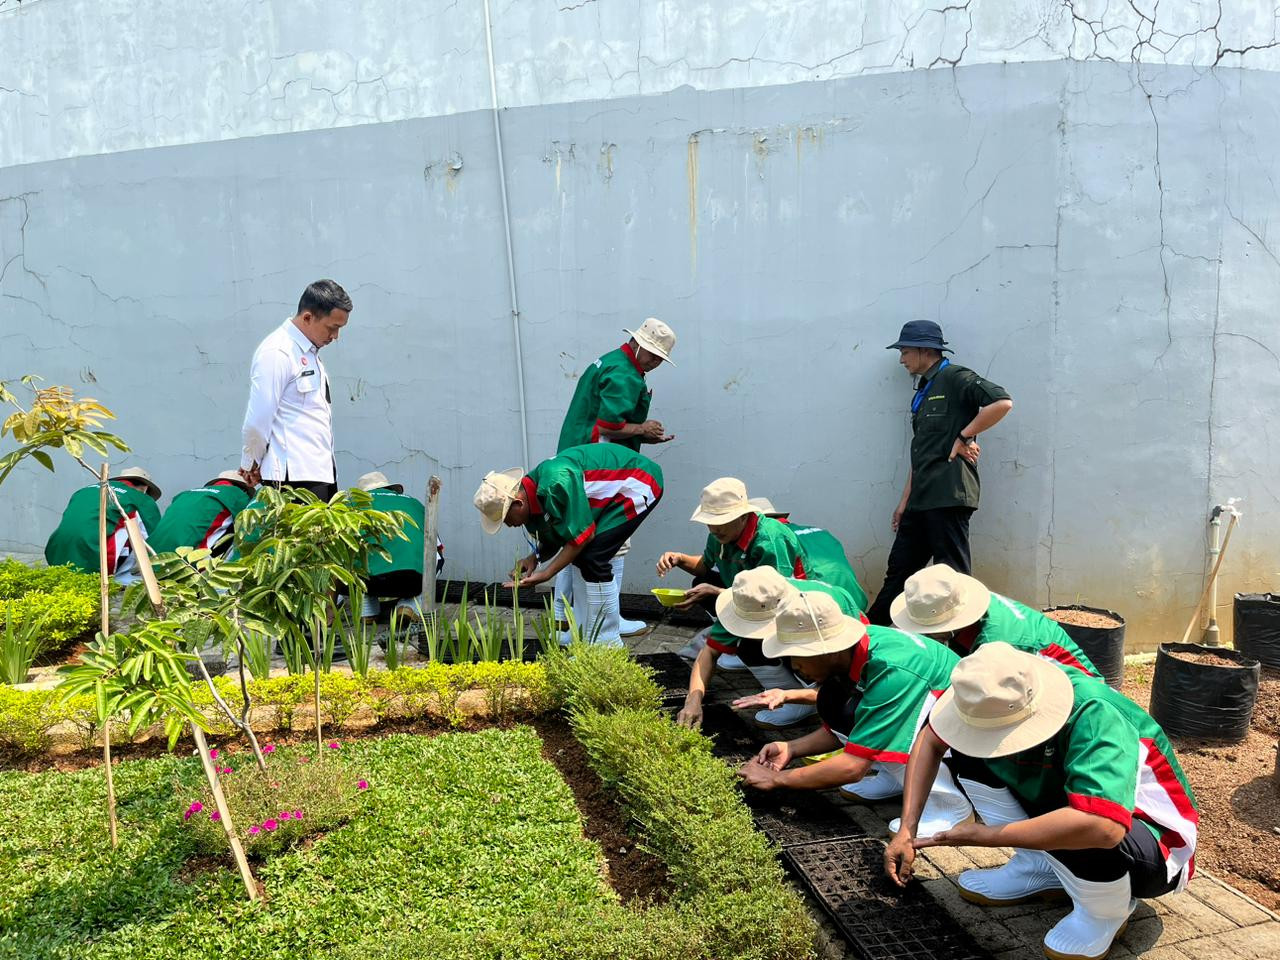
[959,434,977,445]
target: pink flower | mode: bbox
[357,780,369,790]
[208,749,218,760]
[183,809,193,821]
[262,744,275,754]
[210,811,221,822]
[189,801,204,814]
[327,741,340,750]
[263,819,279,832]
[248,825,260,835]
[221,767,234,774]
[279,810,292,820]
[293,809,304,819]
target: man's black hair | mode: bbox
[297,279,352,317]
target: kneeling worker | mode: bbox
[148,471,255,557]
[45,466,163,581]
[355,471,445,620]
[885,643,1198,960]
[736,589,973,835]
[474,444,663,647]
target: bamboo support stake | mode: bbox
[98,464,119,850]
[421,476,442,614]
[1180,510,1241,646]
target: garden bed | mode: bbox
[1122,658,1280,910]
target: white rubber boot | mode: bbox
[745,663,817,728]
[553,567,575,646]
[954,779,1066,906]
[359,595,380,619]
[840,761,904,800]
[610,554,649,637]
[584,579,624,648]
[716,652,749,670]
[889,760,975,835]
[1041,858,1136,960]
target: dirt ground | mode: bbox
[1122,660,1280,911]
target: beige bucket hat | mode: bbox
[205,470,255,494]
[714,567,797,640]
[473,468,524,535]
[110,465,162,500]
[929,642,1074,758]
[623,317,677,364]
[762,589,867,660]
[747,496,790,519]
[890,563,991,634]
[690,477,757,525]
[355,470,403,494]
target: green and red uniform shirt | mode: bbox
[557,343,653,452]
[965,592,1098,676]
[783,522,869,613]
[818,625,959,764]
[364,488,444,577]
[44,481,162,574]
[931,669,1199,887]
[149,481,252,555]
[703,513,805,652]
[522,444,663,558]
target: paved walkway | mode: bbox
[629,621,1280,960]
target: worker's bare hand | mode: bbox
[884,831,917,887]
[674,582,721,610]
[655,551,686,577]
[891,503,906,532]
[736,758,782,790]
[505,569,547,590]
[675,698,703,729]
[638,420,673,443]
[913,820,996,850]
[753,740,791,770]
[239,465,262,487]
[509,554,538,581]
[948,437,981,465]
[733,689,789,711]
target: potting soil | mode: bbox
[1044,608,1122,629]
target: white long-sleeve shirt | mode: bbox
[240,319,335,483]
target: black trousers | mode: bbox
[266,478,338,501]
[572,498,662,582]
[866,506,974,625]
[946,754,1182,898]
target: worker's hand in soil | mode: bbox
[752,740,791,770]
[948,437,981,465]
[674,582,721,610]
[736,758,783,790]
[675,699,703,729]
[911,820,995,850]
[733,689,789,710]
[638,420,674,443]
[884,831,916,887]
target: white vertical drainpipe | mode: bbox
[1203,505,1223,646]
[482,0,531,471]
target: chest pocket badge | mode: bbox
[297,368,318,394]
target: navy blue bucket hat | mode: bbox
[886,319,951,352]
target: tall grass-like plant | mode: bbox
[0,613,43,685]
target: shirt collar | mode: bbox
[520,476,543,515]
[284,318,317,354]
[918,358,945,383]
[848,631,871,684]
[734,511,761,550]
[620,341,646,377]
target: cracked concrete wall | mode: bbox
[2,4,1280,650]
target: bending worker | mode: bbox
[554,317,677,641]
[473,444,663,648]
[735,588,973,835]
[885,643,1198,960]
[45,466,163,581]
[148,471,255,557]
[866,320,1012,625]
[354,471,444,621]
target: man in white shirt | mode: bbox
[239,280,352,500]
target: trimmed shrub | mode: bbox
[542,642,663,715]
[0,685,67,753]
[0,559,100,657]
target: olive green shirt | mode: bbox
[908,360,1010,511]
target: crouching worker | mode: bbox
[149,471,255,557]
[885,643,1198,960]
[45,466,163,583]
[473,444,663,647]
[677,566,859,729]
[354,471,444,621]
[891,564,1097,676]
[736,590,974,834]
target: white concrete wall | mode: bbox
[2,1,1279,650]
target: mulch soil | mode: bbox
[1123,660,1280,911]
[0,712,669,905]
[1044,608,1123,629]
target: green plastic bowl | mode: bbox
[651,588,687,607]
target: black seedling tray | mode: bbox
[784,838,992,960]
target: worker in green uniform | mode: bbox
[554,317,677,641]
[734,589,974,835]
[148,471,255,557]
[885,643,1199,960]
[658,477,818,728]
[678,565,860,729]
[890,564,1099,676]
[753,503,869,613]
[473,444,663,648]
[866,320,1013,625]
[45,466,163,581]
[353,471,444,620]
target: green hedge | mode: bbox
[0,559,100,656]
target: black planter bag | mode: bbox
[1149,642,1260,742]
[1234,593,1280,668]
